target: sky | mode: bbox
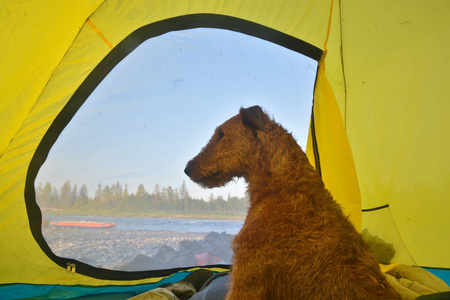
[37,28,318,200]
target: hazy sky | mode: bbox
[37,28,318,200]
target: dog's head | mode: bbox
[184,106,270,188]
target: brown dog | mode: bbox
[185,106,399,299]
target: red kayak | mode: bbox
[49,221,116,228]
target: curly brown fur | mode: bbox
[185,106,400,299]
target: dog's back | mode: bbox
[229,186,398,299]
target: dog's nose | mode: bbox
[184,164,191,176]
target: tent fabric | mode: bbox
[1,0,449,298]
[306,63,362,231]
[323,0,450,269]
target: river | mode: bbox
[43,214,244,235]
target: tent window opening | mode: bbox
[35,28,318,271]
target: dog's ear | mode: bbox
[240,106,266,132]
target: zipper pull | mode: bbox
[67,263,76,273]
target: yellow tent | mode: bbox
[1,0,449,298]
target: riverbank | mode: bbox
[42,215,237,271]
[42,226,216,270]
[41,208,246,221]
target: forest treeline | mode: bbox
[35,180,249,213]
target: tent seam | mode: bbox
[323,0,334,54]
[87,18,114,49]
[338,0,348,129]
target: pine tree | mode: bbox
[136,184,147,200]
[166,186,175,209]
[123,184,129,198]
[111,181,122,199]
[38,182,53,207]
[179,181,190,211]
[135,184,148,209]
[122,184,130,209]
[153,184,161,199]
[51,187,59,206]
[95,184,103,200]
[60,181,72,207]
[70,184,78,206]
[77,184,89,207]
[93,183,103,207]
[102,184,113,202]
[35,182,43,205]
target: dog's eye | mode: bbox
[217,131,225,141]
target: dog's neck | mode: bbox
[246,127,329,206]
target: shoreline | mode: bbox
[42,227,233,271]
[41,208,246,221]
